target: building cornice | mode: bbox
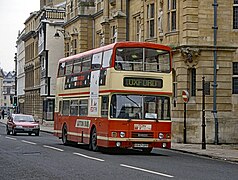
[175,45,238,52]
[63,14,93,27]
[21,31,36,42]
[24,11,38,24]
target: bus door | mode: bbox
[56,100,63,133]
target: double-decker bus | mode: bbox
[54,41,172,153]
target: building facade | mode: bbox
[17,0,66,122]
[16,29,26,114]
[2,72,15,113]
[22,11,43,120]
[37,6,65,121]
[0,69,4,109]
[57,0,238,144]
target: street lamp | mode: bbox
[14,53,17,113]
[54,29,65,38]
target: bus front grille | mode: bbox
[131,132,154,138]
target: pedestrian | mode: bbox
[1,109,5,119]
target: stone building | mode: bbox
[17,0,66,121]
[22,11,42,119]
[62,0,128,55]
[58,0,238,144]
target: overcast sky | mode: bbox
[0,0,39,72]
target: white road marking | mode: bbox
[22,140,37,145]
[120,164,174,178]
[73,152,105,162]
[5,136,17,140]
[43,145,64,152]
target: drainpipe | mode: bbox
[212,0,218,144]
[93,18,95,49]
[126,0,129,41]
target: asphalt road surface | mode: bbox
[0,123,237,180]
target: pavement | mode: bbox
[1,118,238,163]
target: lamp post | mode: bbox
[212,0,219,145]
[14,53,17,113]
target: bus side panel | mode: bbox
[54,112,62,138]
[66,116,91,144]
[95,117,110,147]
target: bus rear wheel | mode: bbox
[90,127,98,151]
[62,124,69,145]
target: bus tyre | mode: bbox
[35,131,39,136]
[90,127,98,151]
[62,124,69,145]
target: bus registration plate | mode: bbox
[134,143,148,148]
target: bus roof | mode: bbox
[58,41,171,63]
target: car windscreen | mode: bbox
[14,115,34,122]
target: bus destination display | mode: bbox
[123,77,163,88]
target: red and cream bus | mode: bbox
[54,41,172,153]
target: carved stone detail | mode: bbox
[180,47,200,67]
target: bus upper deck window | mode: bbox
[65,61,74,75]
[73,59,81,73]
[58,62,65,77]
[82,56,92,72]
[102,49,112,68]
[115,48,143,71]
[92,52,102,70]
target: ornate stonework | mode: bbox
[180,47,201,67]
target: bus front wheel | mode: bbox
[90,127,98,151]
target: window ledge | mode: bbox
[144,37,157,42]
[232,29,238,32]
[165,30,179,37]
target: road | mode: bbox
[0,123,238,180]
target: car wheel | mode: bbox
[35,131,39,136]
[28,132,32,136]
[62,124,69,145]
[90,127,98,151]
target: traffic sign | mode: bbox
[182,90,189,103]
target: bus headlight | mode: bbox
[159,133,164,139]
[120,132,126,138]
[111,132,117,137]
